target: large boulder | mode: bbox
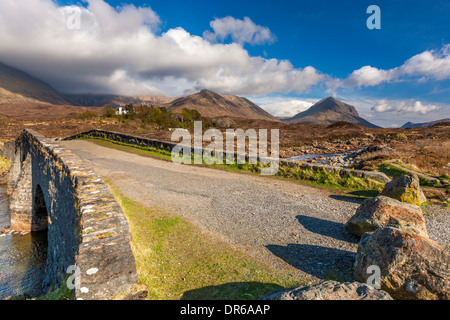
[354,227,450,300]
[257,280,393,300]
[344,196,428,237]
[380,173,426,206]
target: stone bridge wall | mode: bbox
[5,129,137,299]
[64,129,390,183]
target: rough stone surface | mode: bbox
[7,129,137,299]
[344,196,428,237]
[258,280,393,300]
[380,173,427,206]
[354,226,450,300]
[0,140,15,160]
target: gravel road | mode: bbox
[61,140,450,284]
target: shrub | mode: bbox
[102,105,116,118]
[393,133,408,141]
[113,104,213,129]
[76,110,99,120]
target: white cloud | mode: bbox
[401,45,450,80]
[345,66,397,87]
[342,45,450,88]
[371,99,441,115]
[0,0,321,97]
[203,16,276,46]
[257,98,316,118]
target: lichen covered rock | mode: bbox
[354,227,450,300]
[344,196,428,237]
[380,173,426,206]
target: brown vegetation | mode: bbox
[1,103,448,182]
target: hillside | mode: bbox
[66,94,175,107]
[163,89,279,121]
[286,96,380,128]
[0,62,70,105]
[402,118,450,128]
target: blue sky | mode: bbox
[1,0,449,127]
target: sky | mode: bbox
[0,0,449,127]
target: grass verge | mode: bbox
[33,277,75,300]
[107,182,305,300]
[379,162,440,187]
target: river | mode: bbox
[0,184,47,299]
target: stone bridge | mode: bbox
[4,129,137,299]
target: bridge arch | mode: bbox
[32,184,49,231]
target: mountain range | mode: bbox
[401,119,450,128]
[5,61,441,129]
[0,62,278,121]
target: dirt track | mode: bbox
[61,140,450,284]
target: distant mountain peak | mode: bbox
[286,96,380,128]
[401,118,450,128]
[163,89,278,121]
[323,96,339,102]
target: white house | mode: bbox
[116,106,129,116]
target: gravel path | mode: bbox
[61,140,450,284]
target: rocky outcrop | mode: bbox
[258,280,392,300]
[354,227,450,300]
[344,196,428,237]
[380,173,426,206]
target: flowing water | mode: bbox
[285,152,346,162]
[0,185,47,299]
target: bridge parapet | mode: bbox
[6,129,137,299]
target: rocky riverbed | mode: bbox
[284,148,367,167]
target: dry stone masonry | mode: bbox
[5,129,137,299]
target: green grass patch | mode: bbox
[107,183,304,300]
[394,161,437,178]
[276,165,384,193]
[378,162,409,178]
[422,209,434,216]
[379,162,439,187]
[34,280,75,300]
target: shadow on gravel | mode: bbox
[181,281,284,300]
[296,215,359,244]
[328,194,365,204]
[266,244,356,281]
